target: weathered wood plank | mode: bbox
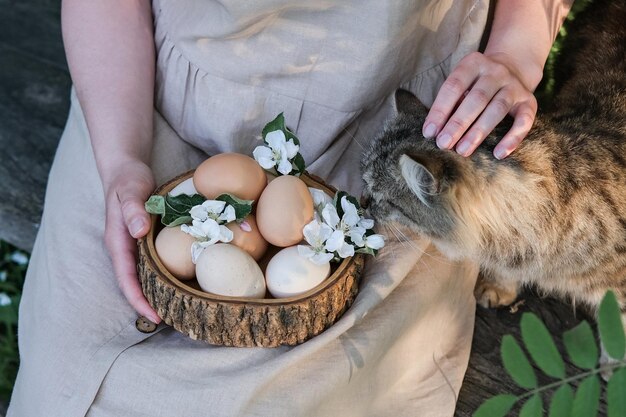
[0,0,70,251]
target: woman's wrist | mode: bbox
[482,50,543,92]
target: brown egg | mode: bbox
[193,153,266,201]
[226,215,268,261]
[154,226,196,280]
[256,175,314,247]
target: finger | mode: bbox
[493,99,537,159]
[455,88,514,157]
[117,188,151,239]
[436,76,502,150]
[105,199,161,323]
[423,56,480,139]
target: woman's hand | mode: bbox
[422,51,538,160]
[103,159,160,323]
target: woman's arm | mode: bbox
[423,0,573,159]
[62,0,160,323]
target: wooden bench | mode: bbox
[0,1,607,415]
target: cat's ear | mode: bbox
[399,154,441,205]
[395,89,428,116]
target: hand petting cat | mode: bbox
[422,0,573,159]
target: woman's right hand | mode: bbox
[103,158,161,324]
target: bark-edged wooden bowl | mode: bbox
[137,170,365,347]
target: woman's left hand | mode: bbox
[422,51,538,159]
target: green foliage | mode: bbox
[521,313,565,378]
[474,291,626,417]
[0,240,29,401]
[501,335,538,389]
[563,322,598,369]
[215,194,254,221]
[260,112,306,176]
[598,291,626,360]
[548,384,573,417]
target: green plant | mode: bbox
[474,291,626,417]
[0,240,29,401]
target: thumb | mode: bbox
[118,189,151,239]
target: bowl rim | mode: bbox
[141,169,360,306]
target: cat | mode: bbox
[361,0,626,320]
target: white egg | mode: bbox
[169,177,198,197]
[265,246,331,298]
[195,244,266,298]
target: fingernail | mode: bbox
[149,313,161,324]
[437,133,452,149]
[494,148,508,160]
[129,218,144,237]
[423,123,437,138]
[456,141,469,156]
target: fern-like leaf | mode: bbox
[521,313,566,378]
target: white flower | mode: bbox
[189,200,235,224]
[364,234,385,250]
[0,292,11,307]
[309,188,332,220]
[347,227,385,250]
[298,220,335,265]
[10,252,28,266]
[324,230,355,258]
[253,130,299,175]
[181,218,234,263]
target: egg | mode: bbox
[155,226,196,280]
[168,177,198,197]
[226,215,268,261]
[265,246,331,298]
[195,244,266,298]
[256,175,314,247]
[193,153,266,201]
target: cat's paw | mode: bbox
[474,278,518,308]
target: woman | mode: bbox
[9,0,571,415]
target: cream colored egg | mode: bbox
[226,215,268,261]
[195,244,266,298]
[169,177,198,197]
[154,226,196,280]
[256,175,314,247]
[265,246,331,298]
[193,153,266,201]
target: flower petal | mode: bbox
[191,242,206,264]
[219,205,236,223]
[203,200,226,214]
[218,225,234,242]
[358,218,375,230]
[284,139,299,159]
[341,197,360,227]
[347,227,366,247]
[189,205,208,221]
[253,146,276,169]
[297,245,316,258]
[310,252,334,265]
[337,242,355,258]
[322,203,340,228]
[309,188,332,212]
[366,234,386,250]
[266,130,287,150]
[302,220,321,246]
[277,155,293,175]
[318,222,334,243]
[324,230,345,252]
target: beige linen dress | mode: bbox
[9,0,487,416]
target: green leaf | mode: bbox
[472,394,518,417]
[563,321,598,369]
[355,247,376,256]
[145,195,165,215]
[501,335,538,389]
[262,113,286,140]
[571,375,600,417]
[521,313,566,378]
[165,193,206,214]
[215,193,253,220]
[549,384,574,417]
[291,153,306,176]
[520,394,543,417]
[608,368,626,417]
[164,216,192,227]
[598,291,625,360]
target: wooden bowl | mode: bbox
[137,170,365,347]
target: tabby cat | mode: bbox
[361,0,626,320]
